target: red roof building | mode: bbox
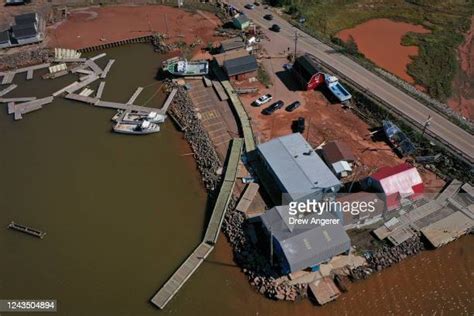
[365,163,424,210]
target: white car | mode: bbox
[254,94,272,106]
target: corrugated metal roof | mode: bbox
[220,37,245,52]
[257,133,341,201]
[223,54,258,76]
[14,12,37,25]
[370,163,423,196]
[259,205,351,273]
[293,54,321,82]
[12,23,37,39]
[0,31,10,43]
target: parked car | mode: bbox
[254,94,272,106]
[270,24,281,32]
[292,117,305,133]
[285,101,301,112]
[264,14,273,20]
[254,1,261,6]
[244,3,255,9]
[262,100,284,115]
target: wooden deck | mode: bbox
[0,84,17,97]
[126,87,143,105]
[150,138,243,310]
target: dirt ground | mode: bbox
[448,16,474,121]
[337,18,430,84]
[46,5,221,49]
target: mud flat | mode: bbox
[337,18,430,83]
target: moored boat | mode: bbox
[113,120,160,135]
[163,58,209,76]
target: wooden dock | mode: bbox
[211,80,228,101]
[127,87,143,104]
[12,96,54,120]
[161,88,178,113]
[0,84,17,97]
[65,93,99,105]
[0,97,36,103]
[150,138,243,310]
[100,59,115,78]
[1,72,15,85]
[95,100,159,113]
[150,242,213,309]
[85,60,103,76]
[96,81,106,99]
[8,221,46,239]
[1,63,50,84]
[26,69,34,80]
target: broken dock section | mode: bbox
[8,221,46,239]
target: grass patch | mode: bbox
[274,0,474,101]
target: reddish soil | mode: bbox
[46,5,221,49]
[240,88,444,191]
[448,16,474,121]
[337,18,430,83]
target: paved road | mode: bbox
[231,1,474,164]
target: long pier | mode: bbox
[12,96,54,120]
[96,81,106,99]
[126,87,144,104]
[0,63,51,84]
[0,84,17,97]
[150,138,243,310]
[100,59,115,78]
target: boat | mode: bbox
[382,120,416,156]
[121,111,166,124]
[113,120,160,135]
[324,74,352,103]
[163,58,209,76]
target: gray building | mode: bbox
[0,31,11,49]
[257,133,341,203]
[258,205,351,274]
[223,54,258,79]
[220,37,245,53]
[14,12,38,27]
[11,23,40,45]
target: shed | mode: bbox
[257,133,341,203]
[214,48,249,67]
[258,205,351,274]
[0,30,11,48]
[14,12,38,26]
[11,23,38,39]
[364,163,424,210]
[220,37,245,52]
[322,141,355,165]
[233,14,250,30]
[223,54,258,79]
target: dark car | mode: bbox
[244,3,255,9]
[292,117,305,133]
[285,101,301,112]
[262,100,284,115]
[270,24,281,32]
[264,14,273,21]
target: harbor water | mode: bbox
[0,44,472,315]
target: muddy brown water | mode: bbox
[337,18,430,83]
[0,44,472,315]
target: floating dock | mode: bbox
[161,88,178,113]
[1,72,15,85]
[150,138,243,310]
[0,97,36,103]
[100,59,115,79]
[65,93,99,105]
[8,221,46,239]
[95,100,159,113]
[127,87,143,105]
[12,97,54,120]
[0,84,17,97]
[96,82,106,99]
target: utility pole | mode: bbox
[270,227,273,267]
[293,31,299,62]
[421,115,432,137]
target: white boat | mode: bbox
[112,110,166,124]
[163,58,209,76]
[113,120,160,135]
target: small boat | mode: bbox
[113,120,160,135]
[163,58,209,76]
[121,111,166,124]
[324,74,352,103]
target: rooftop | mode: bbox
[259,205,351,273]
[257,133,341,201]
[322,140,355,164]
[14,12,38,25]
[223,54,258,77]
[0,31,10,43]
[11,23,37,39]
[220,37,245,52]
[370,163,423,196]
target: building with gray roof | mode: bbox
[257,133,341,203]
[0,31,11,49]
[258,205,351,274]
[223,54,258,78]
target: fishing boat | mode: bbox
[112,110,166,124]
[324,74,352,103]
[163,57,209,76]
[113,120,160,135]
[382,120,416,156]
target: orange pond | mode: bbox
[337,18,430,83]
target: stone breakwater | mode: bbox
[223,201,308,301]
[0,48,51,71]
[350,236,425,280]
[165,81,222,192]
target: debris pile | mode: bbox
[350,236,425,280]
[0,48,51,71]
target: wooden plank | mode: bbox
[211,80,228,101]
[160,88,178,113]
[26,69,34,80]
[0,97,36,103]
[90,53,106,61]
[65,93,99,105]
[7,102,15,114]
[2,72,15,85]
[85,60,103,75]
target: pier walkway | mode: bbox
[0,63,50,84]
[150,138,243,310]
